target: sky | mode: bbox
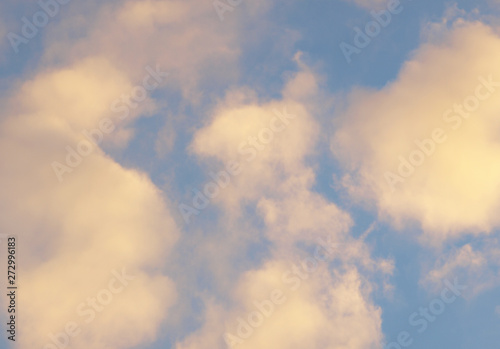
[1,0,500,348]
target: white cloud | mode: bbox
[332,20,500,244]
[177,262,383,349]
[41,0,244,101]
[176,61,391,349]
[0,56,179,349]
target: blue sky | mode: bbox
[1,0,500,348]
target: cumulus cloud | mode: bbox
[0,54,179,348]
[178,263,383,349]
[190,98,318,221]
[175,62,392,349]
[189,56,321,223]
[0,0,293,346]
[41,0,245,101]
[0,0,299,346]
[332,20,500,244]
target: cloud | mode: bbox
[178,263,383,349]
[0,0,280,345]
[332,19,500,244]
[189,58,321,222]
[423,241,500,297]
[40,0,245,101]
[0,55,179,348]
[175,61,391,349]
